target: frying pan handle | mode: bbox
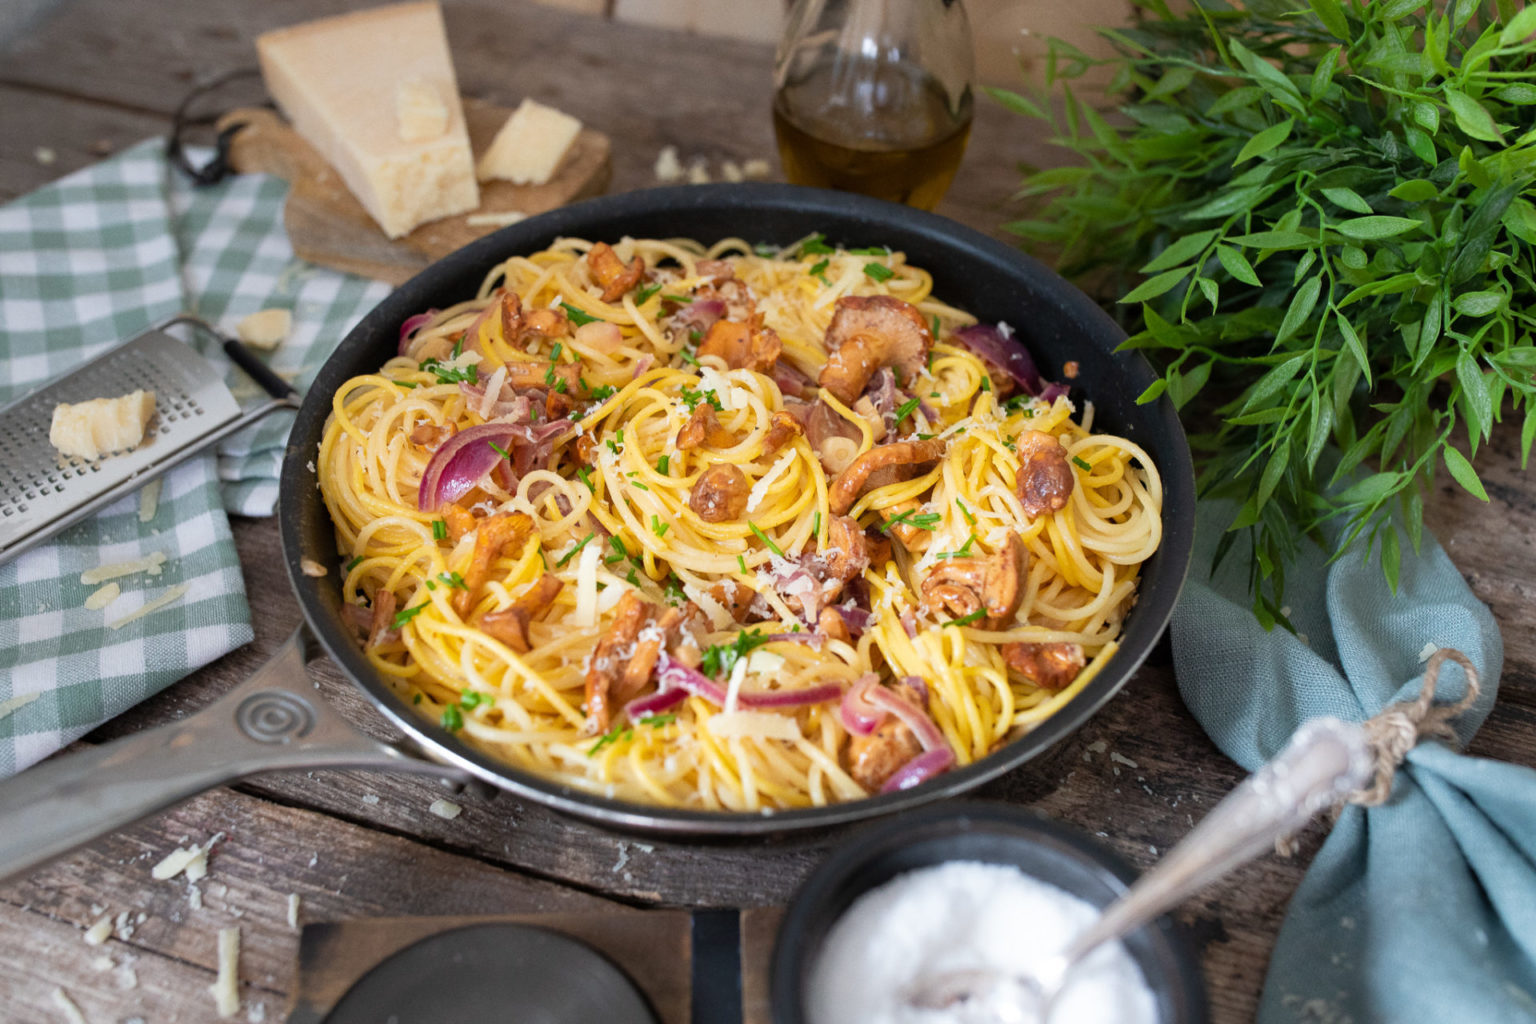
[0,627,469,885]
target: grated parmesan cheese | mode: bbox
[299,557,328,578]
[210,927,241,1018]
[108,583,190,630]
[478,363,508,419]
[654,145,683,183]
[81,551,166,585]
[137,478,161,523]
[706,710,801,741]
[84,582,121,611]
[51,988,87,1024]
[724,655,750,713]
[287,893,300,930]
[465,210,528,228]
[746,450,797,513]
[429,798,462,819]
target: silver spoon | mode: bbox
[903,716,1376,1021]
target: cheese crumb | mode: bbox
[108,583,190,630]
[395,78,448,141]
[210,927,241,1018]
[83,915,113,945]
[235,309,292,350]
[299,557,328,578]
[720,159,744,183]
[429,798,462,819]
[51,988,87,1024]
[138,478,161,523]
[1110,752,1139,769]
[742,158,772,179]
[465,210,529,228]
[35,146,58,166]
[686,158,711,185]
[654,145,683,183]
[1418,642,1440,663]
[84,583,121,612]
[189,885,203,911]
[50,390,156,461]
[152,846,201,880]
[477,98,581,186]
[287,893,301,930]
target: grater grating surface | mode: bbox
[0,329,244,560]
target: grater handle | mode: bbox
[0,628,469,885]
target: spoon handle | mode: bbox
[1063,717,1375,966]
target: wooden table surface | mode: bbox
[2,2,1533,1022]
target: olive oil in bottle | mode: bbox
[773,61,972,212]
[773,0,974,212]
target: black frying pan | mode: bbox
[0,185,1194,879]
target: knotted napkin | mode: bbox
[0,140,388,777]
[1171,504,1535,1022]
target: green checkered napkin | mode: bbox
[0,139,389,778]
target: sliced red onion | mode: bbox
[417,418,572,511]
[670,298,724,336]
[398,309,440,355]
[835,605,873,636]
[458,382,530,422]
[900,610,917,639]
[740,683,842,709]
[866,685,947,751]
[880,747,956,793]
[625,687,687,721]
[901,674,930,706]
[865,367,897,432]
[839,673,885,736]
[632,354,655,380]
[1039,381,1071,403]
[654,655,841,710]
[953,324,1045,396]
[772,361,814,399]
[764,632,825,646]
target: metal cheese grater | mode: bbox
[0,314,300,565]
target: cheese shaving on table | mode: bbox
[84,582,121,611]
[0,692,40,723]
[50,987,87,1024]
[81,551,166,584]
[83,914,113,945]
[465,210,528,228]
[108,583,190,631]
[210,927,241,1018]
[137,478,161,523]
[287,894,301,929]
[429,798,462,819]
[299,557,329,577]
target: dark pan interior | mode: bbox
[279,184,1196,835]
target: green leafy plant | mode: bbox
[993,0,1536,625]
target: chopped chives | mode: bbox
[438,571,466,589]
[440,704,464,731]
[432,519,448,540]
[652,515,669,538]
[737,554,747,573]
[488,440,512,460]
[395,380,418,389]
[577,467,595,492]
[863,262,895,282]
[749,522,784,557]
[393,603,427,629]
[894,397,921,425]
[936,534,977,560]
[635,282,663,304]
[657,454,670,474]
[426,579,437,590]
[955,498,976,525]
[944,609,987,628]
[812,510,821,537]
[346,556,364,571]
[980,376,992,393]
[561,302,601,326]
[556,533,595,567]
[1073,455,1093,471]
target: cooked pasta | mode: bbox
[318,235,1162,810]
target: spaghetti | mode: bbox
[318,235,1163,810]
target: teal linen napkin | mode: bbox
[1170,505,1535,1021]
[0,140,388,778]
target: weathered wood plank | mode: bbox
[0,787,615,1022]
[0,84,167,202]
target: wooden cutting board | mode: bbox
[222,98,612,284]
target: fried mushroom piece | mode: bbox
[409,422,455,448]
[1015,430,1075,517]
[817,295,933,405]
[499,289,570,347]
[587,241,645,302]
[823,515,869,583]
[697,317,782,373]
[453,512,537,616]
[827,438,947,516]
[709,579,757,622]
[365,589,398,649]
[1003,641,1087,691]
[689,464,750,522]
[846,677,928,791]
[677,403,736,450]
[881,498,933,554]
[583,595,702,734]
[442,503,479,543]
[479,573,564,653]
[818,605,851,645]
[920,533,1027,628]
[762,411,803,455]
[502,360,583,394]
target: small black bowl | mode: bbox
[770,802,1208,1023]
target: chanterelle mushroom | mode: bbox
[1015,430,1075,517]
[920,533,1027,628]
[828,438,947,516]
[689,464,750,522]
[677,403,736,450]
[480,573,564,653]
[846,677,929,791]
[455,512,537,616]
[583,594,702,734]
[817,295,933,405]
[1003,641,1086,691]
[587,242,645,302]
[697,316,782,373]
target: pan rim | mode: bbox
[280,183,1195,836]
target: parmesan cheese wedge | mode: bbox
[706,710,802,741]
[49,390,156,461]
[257,3,479,238]
[234,308,292,350]
[476,98,582,186]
